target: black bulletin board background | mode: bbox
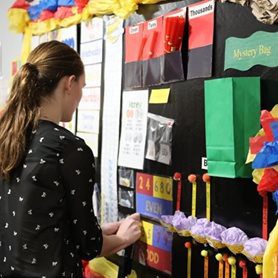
[115,1,278,278]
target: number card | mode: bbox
[136,172,173,220]
[135,221,172,274]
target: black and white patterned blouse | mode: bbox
[0,120,103,278]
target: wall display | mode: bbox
[76,132,99,158]
[141,16,165,87]
[60,25,77,50]
[124,22,144,89]
[78,87,101,110]
[136,172,173,220]
[11,1,278,277]
[134,220,173,274]
[124,7,186,89]
[204,77,261,178]
[225,31,278,71]
[118,90,149,170]
[79,17,104,162]
[42,25,78,50]
[77,110,100,134]
[81,17,104,43]
[187,0,215,79]
[101,16,123,223]
[145,113,174,165]
[123,2,278,278]
[84,64,102,87]
[35,26,77,49]
[80,39,103,65]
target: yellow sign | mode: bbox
[153,176,173,201]
[141,221,153,245]
[149,88,170,104]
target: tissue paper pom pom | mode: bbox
[228,256,236,265]
[184,242,191,249]
[255,264,262,274]
[202,173,210,182]
[215,253,223,261]
[239,260,246,268]
[221,227,248,254]
[173,172,181,181]
[188,174,196,183]
[242,237,267,264]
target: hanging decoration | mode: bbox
[246,104,278,240]
[8,0,166,36]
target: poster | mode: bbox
[101,16,124,223]
[46,25,77,50]
[136,172,173,220]
[77,110,100,134]
[81,17,104,43]
[224,31,278,71]
[118,90,149,170]
[79,87,101,110]
[80,39,103,65]
[84,64,102,87]
[187,0,215,79]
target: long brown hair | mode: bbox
[0,40,84,179]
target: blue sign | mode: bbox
[136,193,172,220]
[152,225,172,252]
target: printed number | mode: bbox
[147,250,159,264]
[138,176,143,190]
[146,178,151,191]
[138,176,151,191]
[165,182,171,195]
[154,181,171,195]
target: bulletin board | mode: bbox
[115,1,278,277]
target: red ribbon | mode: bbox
[262,193,268,240]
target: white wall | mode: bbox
[0,1,23,106]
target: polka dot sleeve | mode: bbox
[60,139,103,260]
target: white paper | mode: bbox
[101,16,123,223]
[81,17,104,43]
[79,87,101,110]
[118,90,149,170]
[31,36,40,50]
[60,25,78,50]
[38,25,77,51]
[77,110,100,134]
[85,64,102,87]
[80,39,103,65]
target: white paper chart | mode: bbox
[118,90,149,170]
[100,16,123,223]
